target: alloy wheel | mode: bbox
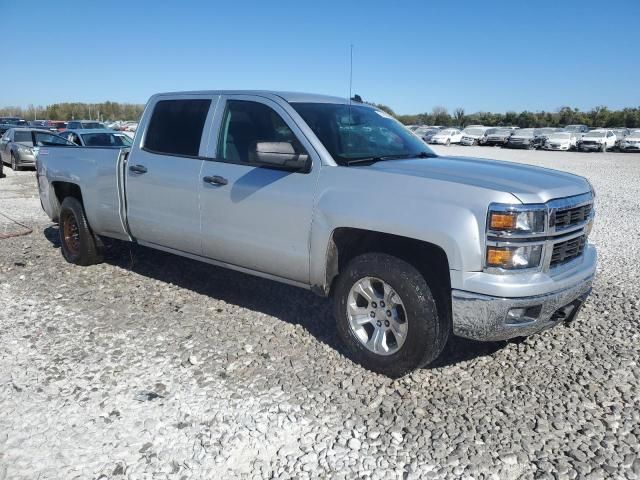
[347,276,408,356]
[62,211,81,257]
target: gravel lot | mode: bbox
[1,148,639,480]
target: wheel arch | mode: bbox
[322,227,451,304]
[50,181,84,222]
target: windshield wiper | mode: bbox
[346,151,436,166]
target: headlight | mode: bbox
[487,245,542,270]
[486,244,543,269]
[488,207,546,234]
[17,145,33,155]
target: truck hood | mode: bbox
[364,155,590,204]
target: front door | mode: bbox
[126,95,217,255]
[199,95,319,284]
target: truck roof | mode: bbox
[153,90,352,105]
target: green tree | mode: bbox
[432,106,451,126]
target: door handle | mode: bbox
[203,175,228,186]
[129,164,147,174]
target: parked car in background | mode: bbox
[504,128,546,149]
[412,126,434,138]
[34,89,597,377]
[429,128,463,145]
[578,129,617,152]
[0,117,28,127]
[535,127,564,145]
[59,129,133,147]
[29,120,61,132]
[0,128,53,170]
[619,130,640,152]
[417,128,441,143]
[564,125,590,137]
[484,128,517,146]
[65,120,105,130]
[610,128,630,150]
[544,132,578,151]
[460,126,490,146]
[49,121,67,132]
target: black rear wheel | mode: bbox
[59,197,103,266]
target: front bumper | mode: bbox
[620,144,640,151]
[452,278,593,341]
[16,152,36,166]
[579,143,602,151]
[545,143,571,151]
[451,246,597,341]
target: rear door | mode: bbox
[126,95,218,255]
[198,95,319,283]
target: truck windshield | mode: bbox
[291,103,435,165]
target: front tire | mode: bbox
[334,253,449,377]
[59,197,103,266]
[11,152,19,171]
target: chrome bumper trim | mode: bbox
[451,274,594,341]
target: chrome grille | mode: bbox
[551,235,586,267]
[553,204,592,230]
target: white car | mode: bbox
[429,128,462,145]
[619,130,640,152]
[578,129,617,152]
[460,126,490,146]
[544,132,578,151]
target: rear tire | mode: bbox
[334,253,449,378]
[59,197,103,266]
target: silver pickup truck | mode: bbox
[35,91,597,377]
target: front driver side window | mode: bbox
[218,100,305,163]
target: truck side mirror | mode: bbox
[253,142,310,172]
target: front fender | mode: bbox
[309,165,518,291]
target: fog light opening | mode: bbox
[506,305,542,325]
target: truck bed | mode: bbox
[37,146,131,241]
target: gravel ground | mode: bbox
[0,148,639,480]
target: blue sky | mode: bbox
[3,0,639,114]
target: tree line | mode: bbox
[2,100,640,129]
[0,101,144,122]
[375,104,640,129]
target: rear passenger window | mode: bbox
[144,99,211,157]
